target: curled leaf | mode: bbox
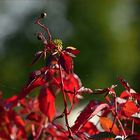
[77,86,93,94]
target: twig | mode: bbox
[58,63,73,139]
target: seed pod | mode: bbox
[37,34,42,40]
[40,12,47,18]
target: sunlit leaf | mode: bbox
[100,117,119,135]
[121,101,139,117]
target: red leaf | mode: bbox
[121,101,139,117]
[65,46,80,56]
[4,95,18,107]
[126,134,140,140]
[19,77,46,100]
[64,73,81,93]
[120,90,131,99]
[94,85,117,95]
[63,73,82,104]
[27,112,41,122]
[100,117,119,135]
[29,77,46,88]
[133,93,140,104]
[80,122,98,135]
[38,85,56,122]
[5,76,46,110]
[59,52,73,74]
[118,77,131,91]
[0,130,10,139]
[13,115,25,127]
[71,101,109,133]
[46,124,68,140]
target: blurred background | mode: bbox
[0,0,140,98]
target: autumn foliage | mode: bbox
[0,13,140,140]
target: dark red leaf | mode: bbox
[71,101,109,133]
[46,69,57,81]
[38,85,56,122]
[27,112,41,122]
[46,124,68,140]
[90,132,115,139]
[46,54,57,66]
[59,52,73,74]
[133,93,140,104]
[94,85,117,94]
[29,76,46,88]
[77,86,93,94]
[118,77,131,91]
[94,88,108,94]
[126,134,140,140]
[0,130,10,139]
[65,46,80,56]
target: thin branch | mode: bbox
[35,18,52,43]
[58,63,73,139]
[132,119,135,135]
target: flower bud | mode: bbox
[40,12,47,18]
[37,34,42,40]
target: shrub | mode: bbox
[0,13,140,140]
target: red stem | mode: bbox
[110,115,117,132]
[132,119,134,135]
[67,91,77,115]
[31,124,36,137]
[58,63,73,139]
[34,125,44,140]
[113,93,127,138]
[35,19,52,43]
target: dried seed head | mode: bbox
[40,12,47,18]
